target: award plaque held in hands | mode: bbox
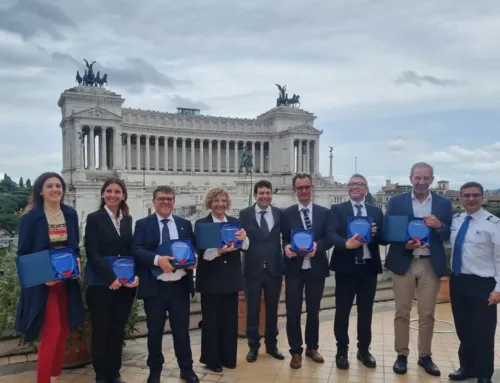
[50,248,79,281]
[407,218,431,245]
[348,216,373,243]
[108,256,135,285]
[220,222,243,248]
[170,239,197,269]
[291,229,314,256]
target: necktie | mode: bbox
[260,211,270,235]
[302,208,312,230]
[161,218,171,245]
[354,204,364,263]
[452,215,472,275]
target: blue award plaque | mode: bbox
[220,222,243,248]
[170,239,196,269]
[407,218,431,245]
[50,248,79,281]
[110,257,135,285]
[348,216,373,243]
[291,229,314,253]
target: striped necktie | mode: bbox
[354,204,364,263]
[302,208,312,230]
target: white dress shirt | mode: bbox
[298,202,313,269]
[255,204,274,230]
[411,191,432,256]
[350,199,371,259]
[154,213,186,281]
[450,209,500,291]
[203,214,250,261]
[104,205,123,235]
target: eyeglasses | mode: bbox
[155,197,174,202]
[294,185,312,191]
[461,193,482,199]
[348,182,367,188]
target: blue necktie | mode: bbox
[452,215,472,275]
[161,218,171,244]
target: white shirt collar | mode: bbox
[411,191,432,202]
[156,212,173,223]
[350,199,365,208]
[298,202,313,212]
[104,205,123,221]
[467,208,485,220]
[211,213,227,223]
[255,204,272,214]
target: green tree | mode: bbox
[0,214,20,236]
[19,177,24,188]
[25,179,31,188]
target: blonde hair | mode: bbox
[203,187,232,211]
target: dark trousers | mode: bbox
[143,277,193,376]
[450,273,497,380]
[334,264,377,354]
[285,270,325,355]
[86,285,136,380]
[200,292,238,368]
[245,269,282,350]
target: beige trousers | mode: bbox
[392,258,440,357]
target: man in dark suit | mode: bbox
[384,162,452,377]
[281,173,332,369]
[239,180,285,363]
[132,186,199,383]
[326,174,383,370]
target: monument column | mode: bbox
[289,137,295,174]
[88,126,95,170]
[234,141,239,173]
[225,141,230,173]
[112,127,123,170]
[268,140,274,173]
[260,141,264,173]
[251,141,255,165]
[62,129,67,170]
[199,139,204,172]
[217,140,221,172]
[191,138,195,172]
[136,134,141,170]
[164,136,169,172]
[305,139,310,174]
[173,137,178,171]
[209,140,213,172]
[75,125,83,170]
[314,140,320,175]
[101,128,107,170]
[127,133,132,170]
[145,134,151,171]
[155,136,160,170]
[182,137,187,172]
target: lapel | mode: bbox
[270,205,280,234]
[293,204,305,230]
[430,192,440,216]
[172,215,185,238]
[32,207,50,248]
[99,208,121,237]
[119,216,129,237]
[148,214,161,244]
[404,192,415,217]
[311,203,320,232]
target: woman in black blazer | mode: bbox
[195,187,248,373]
[84,177,138,383]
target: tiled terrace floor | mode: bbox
[1,301,499,382]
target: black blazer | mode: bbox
[84,208,134,286]
[239,204,284,278]
[131,213,195,299]
[194,214,243,294]
[281,203,331,278]
[326,201,384,275]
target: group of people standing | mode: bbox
[13,160,500,383]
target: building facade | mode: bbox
[58,85,348,222]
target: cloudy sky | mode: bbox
[1,0,499,192]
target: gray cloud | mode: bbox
[166,96,210,112]
[395,70,461,87]
[0,0,75,40]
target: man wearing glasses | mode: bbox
[281,174,332,369]
[448,182,500,383]
[326,174,383,370]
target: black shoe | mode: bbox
[417,356,440,376]
[335,354,349,369]
[204,365,222,373]
[393,355,407,374]
[448,367,474,381]
[146,376,161,383]
[477,379,492,383]
[246,348,258,363]
[266,348,285,360]
[356,350,376,368]
[180,370,199,383]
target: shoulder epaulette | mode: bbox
[453,212,462,218]
[486,215,500,224]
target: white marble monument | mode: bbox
[58,85,348,223]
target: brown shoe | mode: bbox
[290,354,302,369]
[305,349,325,363]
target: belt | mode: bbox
[413,254,430,259]
[263,261,268,269]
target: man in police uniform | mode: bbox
[448,181,500,383]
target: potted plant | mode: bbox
[436,247,452,304]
